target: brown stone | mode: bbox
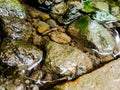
[43,41,93,80]
[50,31,71,44]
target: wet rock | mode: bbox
[0,0,25,18]
[52,58,120,90]
[47,19,57,28]
[58,4,81,25]
[37,0,63,6]
[67,16,94,51]
[0,0,32,41]
[79,0,97,13]
[0,83,25,90]
[56,26,66,32]
[43,41,93,80]
[39,12,50,21]
[28,6,50,20]
[93,2,109,12]
[111,6,120,16]
[36,0,83,24]
[37,0,53,6]
[29,8,41,18]
[88,21,115,55]
[33,34,43,46]
[57,1,83,24]
[31,30,50,46]
[81,0,112,13]
[36,21,50,34]
[51,2,67,15]
[0,38,43,71]
[67,15,115,56]
[36,0,119,25]
[1,17,32,41]
[49,31,71,44]
[93,11,117,23]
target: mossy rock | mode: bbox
[68,15,115,55]
[0,0,25,18]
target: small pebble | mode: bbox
[29,10,40,18]
[47,19,57,28]
[37,21,50,34]
[50,31,71,44]
[39,12,50,20]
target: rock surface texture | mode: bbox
[0,0,120,90]
[53,58,120,90]
[43,41,93,80]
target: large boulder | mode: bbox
[67,15,115,55]
[0,38,43,71]
[42,41,93,81]
[53,58,120,90]
[67,15,118,66]
[67,15,117,65]
[0,38,43,90]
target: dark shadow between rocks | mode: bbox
[24,0,52,12]
[0,18,7,45]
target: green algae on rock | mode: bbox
[0,0,26,18]
[75,15,91,35]
[0,0,119,89]
[82,0,110,12]
[68,15,115,55]
[82,0,97,13]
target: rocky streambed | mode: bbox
[0,0,120,90]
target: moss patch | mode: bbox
[75,15,91,35]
